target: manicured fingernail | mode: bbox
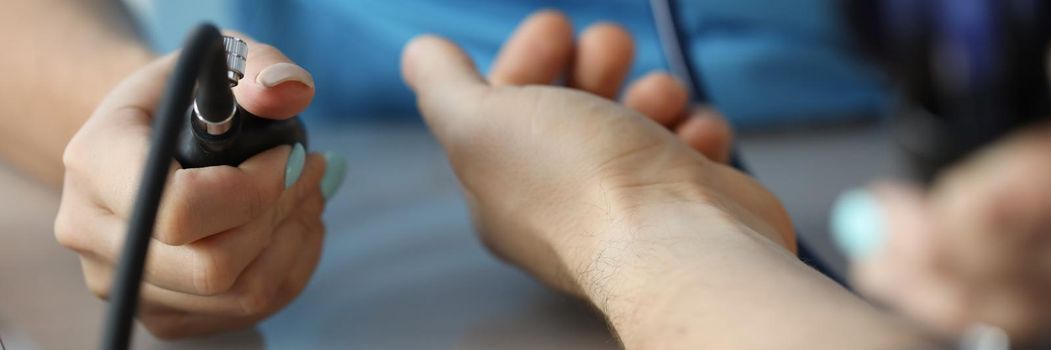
[321,152,346,200]
[256,62,315,88]
[831,188,886,260]
[284,143,306,189]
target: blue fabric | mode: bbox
[679,0,891,127]
[123,0,235,52]
[127,0,891,128]
[221,0,890,129]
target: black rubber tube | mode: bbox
[194,42,236,123]
[101,23,231,350]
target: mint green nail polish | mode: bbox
[284,143,306,189]
[321,152,346,200]
[831,188,885,260]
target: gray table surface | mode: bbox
[0,120,903,349]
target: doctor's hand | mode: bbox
[401,22,796,301]
[836,123,1051,346]
[54,36,345,339]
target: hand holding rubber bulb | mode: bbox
[53,24,342,347]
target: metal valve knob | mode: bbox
[223,36,248,86]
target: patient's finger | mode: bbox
[488,10,574,86]
[401,35,489,137]
[569,22,635,99]
[676,107,733,163]
[622,71,689,127]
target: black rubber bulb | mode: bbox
[174,35,308,169]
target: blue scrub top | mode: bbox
[126,0,890,130]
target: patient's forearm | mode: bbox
[574,199,931,350]
[1,0,153,186]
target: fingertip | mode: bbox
[869,182,941,255]
[622,71,689,126]
[320,152,347,201]
[243,90,314,120]
[488,9,574,86]
[283,151,328,207]
[832,181,932,261]
[572,22,635,98]
[230,38,315,119]
[401,34,486,96]
[401,34,446,90]
[234,68,314,119]
[520,9,573,40]
[831,188,888,260]
[676,108,733,163]
[299,152,329,187]
[256,62,315,89]
[156,165,254,245]
[530,9,571,26]
[581,21,633,47]
[284,143,306,189]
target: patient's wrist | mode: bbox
[563,186,796,348]
[563,184,929,350]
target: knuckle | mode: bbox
[478,234,498,253]
[290,199,324,236]
[156,207,193,245]
[295,213,320,237]
[75,253,114,301]
[156,171,199,244]
[189,247,236,295]
[237,282,278,317]
[53,211,79,249]
[301,194,326,221]
[475,230,508,261]
[221,166,267,222]
[84,274,111,300]
[54,208,91,253]
[246,180,266,222]
[61,134,87,173]
[255,222,277,248]
[158,167,246,244]
[588,21,627,35]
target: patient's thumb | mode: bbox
[402,35,486,94]
[401,35,490,133]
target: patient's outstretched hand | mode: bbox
[400,11,796,297]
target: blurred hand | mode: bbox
[835,123,1051,345]
[401,10,796,296]
[54,35,345,338]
